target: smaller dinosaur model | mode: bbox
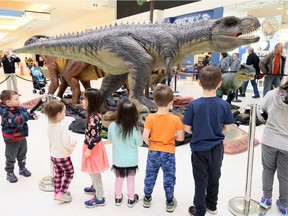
[217,64,255,104]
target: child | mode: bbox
[0,90,39,183]
[43,100,76,203]
[258,81,288,216]
[108,100,143,207]
[81,88,110,208]
[183,65,234,216]
[142,84,184,213]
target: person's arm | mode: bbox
[259,54,270,74]
[222,124,233,131]
[175,129,184,141]
[87,114,102,150]
[134,127,144,146]
[142,128,150,145]
[184,124,192,134]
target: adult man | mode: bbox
[1,50,21,92]
[259,43,286,97]
[241,47,261,98]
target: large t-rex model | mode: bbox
[217,64,256,104]
[14,16,260,112]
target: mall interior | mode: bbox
[0,0,288,216]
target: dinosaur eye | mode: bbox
[225,18,238,27]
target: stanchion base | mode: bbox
[228,197,267,216]
[38,175,54,192]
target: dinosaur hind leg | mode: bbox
[100,73,128,112]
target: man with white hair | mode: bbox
[1,50,21,92]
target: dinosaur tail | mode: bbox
[13,37,94,65]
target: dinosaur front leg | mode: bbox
[47,68,60,96]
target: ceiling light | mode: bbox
[0,9,24,19]
[25,10,51,20]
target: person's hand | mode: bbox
[33,115,39,120]
[71,139,77,147]
[84,149,91,158]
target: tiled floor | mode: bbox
[0,70,282,216]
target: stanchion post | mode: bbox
[228,104,266,216]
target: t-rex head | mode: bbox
[211,16,260,51]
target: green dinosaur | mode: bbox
[14,16,260,112]
[217,64,256,104]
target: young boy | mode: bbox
[142,84,184,213]
[183,65,234,216]
[0,90,39,183]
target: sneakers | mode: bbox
[84,185,95,194]
[188,206,197,216]
[238,93,246,97]
[127,194,139,208]
[259,196,272,209]
[277,199,288,216]
[166,197,177,213]
[7,172,18,183]
[143,196,152,208]
[206,206,218,215]
[19,168,31,177]
[54,191,71,200]
[85,196,106,208]
[115,194,123,206]
[252,95,260,99]
[54,192,72,203]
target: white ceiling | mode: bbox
[0,0,287,51]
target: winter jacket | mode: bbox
[259,52,286,77]
[0,103,36,143]
[1,56,21,74]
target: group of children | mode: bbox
[1,65,287,215]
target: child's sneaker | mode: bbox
[55,192,72,203]
[19,168,31,177]
[206,206,218,215]
[127,194,139,208]
[166,197,177,213]
[84,196,106,208]
[54,191,71,200]
[84,185,95,194]
[188,206,197,216]
[115,194,123,206]
[6,172,18,183]
[259,196,272,209]
[143,196,152,208]
[276,199,288,216]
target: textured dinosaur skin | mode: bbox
[14,16,260,112]
[217,64,256,104]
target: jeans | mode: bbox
[243,76,260,96]
[263,75,281,97]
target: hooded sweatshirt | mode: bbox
[260,88,288,151]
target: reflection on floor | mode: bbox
[0,72,281,216]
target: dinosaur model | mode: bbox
[216,64,256,104]
[14,16,260,112]
[25,35,172,106]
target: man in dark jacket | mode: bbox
[1,50,21,92]
[241,47,261,98]
[260,43,286,97]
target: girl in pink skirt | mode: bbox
[81,88,110,208]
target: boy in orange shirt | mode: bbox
[142,84,184,213]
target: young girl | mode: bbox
[81,88,110,208]
[108,100,143,207]
[258,81,288,216]
[43,100,76,203]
